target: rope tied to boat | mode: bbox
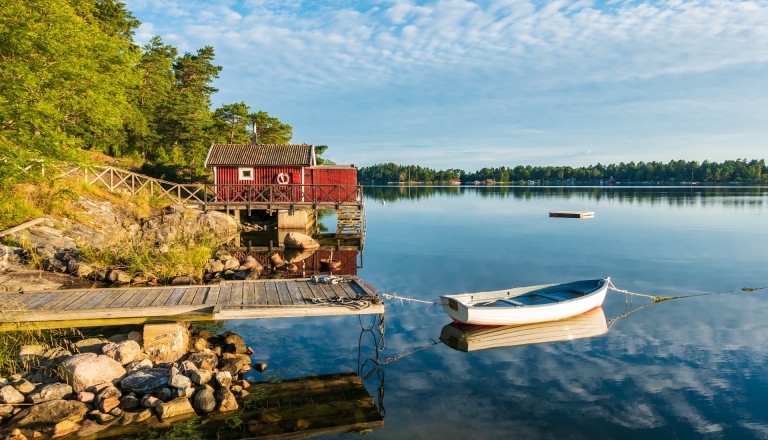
[379,292,440,307]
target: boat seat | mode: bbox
[498,298,524,306]
[534,293,563,302]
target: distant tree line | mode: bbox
[0,0,294,173]
[359,159,766,184]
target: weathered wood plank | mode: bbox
[253,282,267,305]
[78,290,114,310]
[164,288,186,306]
[203,285,221,305]
[0,218,47,237]
[177,287,198,306]
[305,281,329,300]
[265,282,280,305]
[319,283,340,300]
[94,289,128,309]
[109,289,141,308]
[127,289,158,308]
[149,288,175,307]
[190,287,208,306]
[276,282,293,305]
[49,290,91,310]
[243,282,255,305]
[23,292,66,310]
[219,283,234,306]
[286,282,305,305]
[232,281,245,306]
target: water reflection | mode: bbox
[440,307,608,352]
[364,185,768,208]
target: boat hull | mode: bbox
[440,278,609,326]
[440,307,608,352]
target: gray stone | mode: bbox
[192,388,216,413]
[168,374,191,389]
[222,258,240,271]
[10,400,88,429]
[187,350,218,369]
[214,250,231,260]
[95,385,121,400]
[155,387,173,402]
[12,379,36,394]
[53,419,81,438]
[188,369,211,386]
[119,395,140,410]
[125,359,153,373]
[143,322,190,364]
[120,368,169,396]
[74,338,108,354]
[156,397,195,420]
[61,354,126,393]
[239,256,262,271]
[106,269,131,284]
[95,412,116,424]
[97,396,120,413]
[0,385,25,404]
[176,387,194,398]
[26,383,73,404]
[284,232,320,250]
[141,394,162,408]
[42,256,67,273]
[77,391,95,402]
[218,357,249,376]
[214,386,238,412]
[205,260,225,273]
[135,408,153,422]
[18,345,46,363]
[0,404,13,415]
[102,340,141,365]
[171,276,192,285]
[41,346,72,365]
[67,259,93,278]
[213,371,232,389]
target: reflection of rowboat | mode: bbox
[440,307,608,352]
[440,278,609,325]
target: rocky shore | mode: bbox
[0,323,263,439]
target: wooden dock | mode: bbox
[549,211,595,218]
[0,277,383,330]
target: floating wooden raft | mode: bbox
[549,211,595,218]
[0,277,383,330]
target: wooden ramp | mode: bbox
[0,277,383,330]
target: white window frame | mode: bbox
[238,167,254,181]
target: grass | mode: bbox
[0,327,81,376]
[78,238,214,283]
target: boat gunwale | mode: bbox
[439,278,609,310]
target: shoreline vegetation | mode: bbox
[358,159,767,185]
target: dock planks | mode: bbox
[0,277,383,329]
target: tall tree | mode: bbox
[214,102,251,144]
[248,111,292,145]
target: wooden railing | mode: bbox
[85,166,363,209]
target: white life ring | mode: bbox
[275,172,290,185]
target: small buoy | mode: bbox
[382,201,386,206]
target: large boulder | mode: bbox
[26,383,73,404]
[143,321,190,364]
[156,397,195,420]
[60,354,126,393]
[187,350,218,369]
[139,206,238,246]
[102,340,141,365]
[120,368,169,396]
[283,232,320,250]
[214,387,238,412]
[193,388,216,413]
[9,400,88,429]
[0,385,25,404]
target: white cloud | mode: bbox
[124,0,768,168]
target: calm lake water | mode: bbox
[216,186,767,439]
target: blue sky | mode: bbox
[124,0,768,169]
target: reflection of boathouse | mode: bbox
[204,143,364,236]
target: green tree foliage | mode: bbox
[249,111,293,145]
[0,0,141,158]
[214,102,251,144]
[359,160,767,184]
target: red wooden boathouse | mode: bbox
[204,144,359,206]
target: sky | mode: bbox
[124,0,768,170]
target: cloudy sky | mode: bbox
[124,0,768,169]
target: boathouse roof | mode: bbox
[204,144,315,167]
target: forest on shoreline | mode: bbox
[358,159,767,185]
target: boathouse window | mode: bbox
[238,167,253,180]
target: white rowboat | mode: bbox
[440,277,609,325]
[440,307,608,352]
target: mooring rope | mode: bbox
[309,297,372,310]
[379,292,441,306]
[608,279,768,301]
